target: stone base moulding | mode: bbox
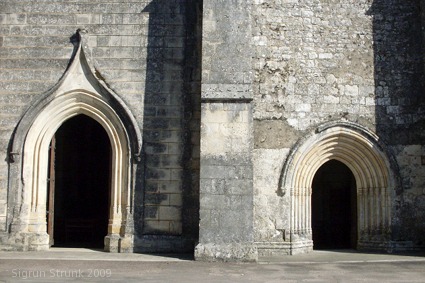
[194,243,258,262]
[256,241,313,256]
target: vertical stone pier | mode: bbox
[195,0,258,261]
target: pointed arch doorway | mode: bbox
[7,33,143,252]
[311,160,357,250]
[47,115,111,248]
[12,89,138,252]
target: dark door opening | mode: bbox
[47,115,111,248]
[312,160,357,250]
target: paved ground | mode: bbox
[1,249,425,282]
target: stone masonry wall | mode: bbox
[252,0,425,253]
[0,0,201,252]
[252,0,376,132]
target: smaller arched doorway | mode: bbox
[312,160,357,249]
[279,122,394,254]
[47,115,111,248]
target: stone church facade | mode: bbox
[0,0,424,261]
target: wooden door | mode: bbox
[47,135,56,246]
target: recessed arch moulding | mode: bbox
[278,121,399,254]
[6,30,142,252]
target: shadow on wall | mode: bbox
[132,0,202,252]
[368,0,425,246]
[368,0,425,145]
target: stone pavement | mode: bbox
[0,249,425,282]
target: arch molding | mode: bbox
[280,121,397,253]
